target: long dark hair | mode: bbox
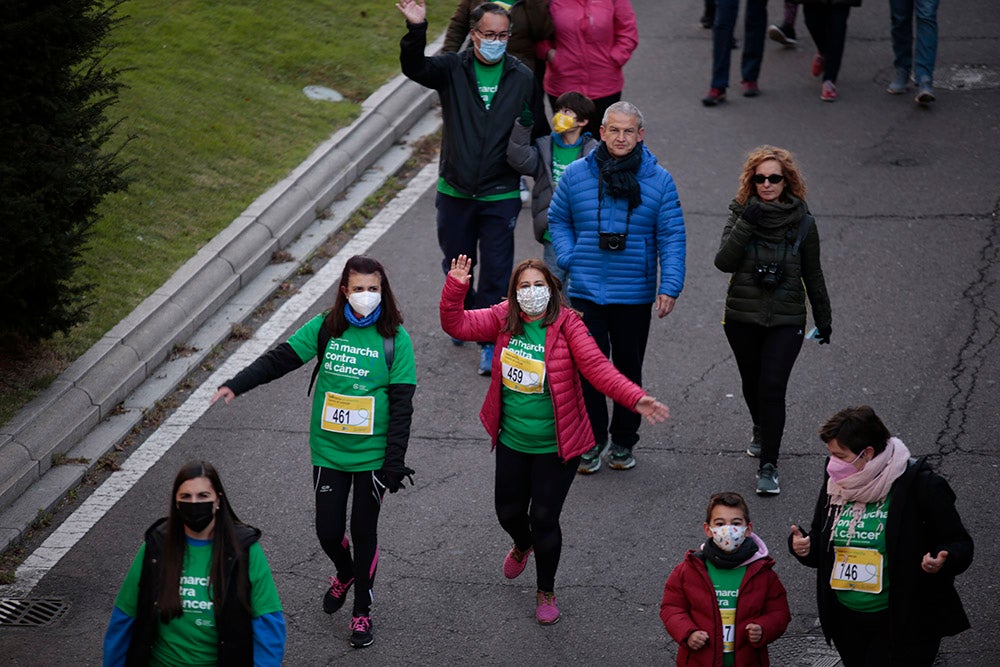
[502,259,569,335]
[157,461,248,620]
[323,255,403,339]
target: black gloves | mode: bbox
[518,102,534,127]
[375,464,415,493]
[816,326,832,345]
[741,202,763,225]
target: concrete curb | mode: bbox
[0,39,443,553]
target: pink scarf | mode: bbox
[825,437,911,545]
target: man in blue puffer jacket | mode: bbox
[548,101,686,474]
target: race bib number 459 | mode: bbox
[321,392,375,435]
[500,348,545,394]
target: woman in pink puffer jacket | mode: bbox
[440,254,669,627]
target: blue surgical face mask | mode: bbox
[477,38,507,64]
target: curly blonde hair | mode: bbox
[735,145,807,205]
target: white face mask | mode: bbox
[348,291,381,318]
[710,525,748,553]
[516,285,550,316]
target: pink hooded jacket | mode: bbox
[539,0,639,99]
[440,274,646,461]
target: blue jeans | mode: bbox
[711,0,768,89]
[541,240,567,291]
[889,0,940,84]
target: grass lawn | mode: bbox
[0,0,445,425]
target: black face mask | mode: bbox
[176,501,216,533]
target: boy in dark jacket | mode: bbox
[506,91,598,287]
[660,492,790,666]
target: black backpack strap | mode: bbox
[308,320,395,395]
[791,213,814,256]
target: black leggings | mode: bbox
[494,443,579,592]
[803,4,851,83]
[723,322,803,467]
[313,466,385,615]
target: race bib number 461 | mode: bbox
[321,392,375,435]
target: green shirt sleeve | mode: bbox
[286,313,325,363]
[113,542,146,617]
[389,327,417,386]
[248,542,283,618]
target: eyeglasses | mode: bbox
[752,174,785,184]
[476,29,511,41]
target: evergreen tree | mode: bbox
[0,0,129,341]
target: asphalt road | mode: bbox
[2,0,998,664]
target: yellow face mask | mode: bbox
[552,112,576,133]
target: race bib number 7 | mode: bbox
[830,546,883,593]
[720,607,736,653]
[321,392,375,435]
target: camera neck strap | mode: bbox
[596,178,632,237]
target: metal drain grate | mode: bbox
[0,598,70,627]
[769,634,842,666]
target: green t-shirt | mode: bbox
[830,493,891,612]
[287,314,417,471]
[474,57,503,110]
[114,537,282,667]
[706,560,746,666]
[498,319,557,454]
[551,141,583,186]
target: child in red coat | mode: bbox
[660,492,790,666]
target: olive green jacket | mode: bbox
[714,198,832,330]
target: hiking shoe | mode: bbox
[478,344,494,376]
[577,440,609,474]
[767,23,797,47]
[323,575,355,614]
[608,443,636,470]
[746,425,762,458]
[887,69,909,94]
[915,82,936,105]
[503,545,533,579]
[349,614,374,648]
[702,87,726,107]
[536,590,561,625]
[820,80,838,102]
[756,463,781,496]
[741,81,761,97]
[811,53,825,78]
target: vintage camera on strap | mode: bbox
[753,261,784,290]
[599,232,627,251]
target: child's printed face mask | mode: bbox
[710,524,748,552]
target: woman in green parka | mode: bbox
[714,145,832,496]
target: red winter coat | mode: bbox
[660,540,791,667]
[440,274,646,461]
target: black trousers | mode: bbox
[830,599,941,666]
[570,298,651,450]
[723,321,803,467]
[494,443,579,592]
[313,466,385,615]
[803,4,852,83]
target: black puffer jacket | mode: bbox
[400,20,545,197]
[714,195,832,330]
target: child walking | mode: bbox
[506,91,598,288]
[660,492,790,666]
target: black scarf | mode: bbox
[699,536,759,569]
[594,141,643,211]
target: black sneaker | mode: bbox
[323,575,354,614]
[746,425,761,457]
[767,23,797,47]
[349,614,374,648]
[756,463,780,496]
